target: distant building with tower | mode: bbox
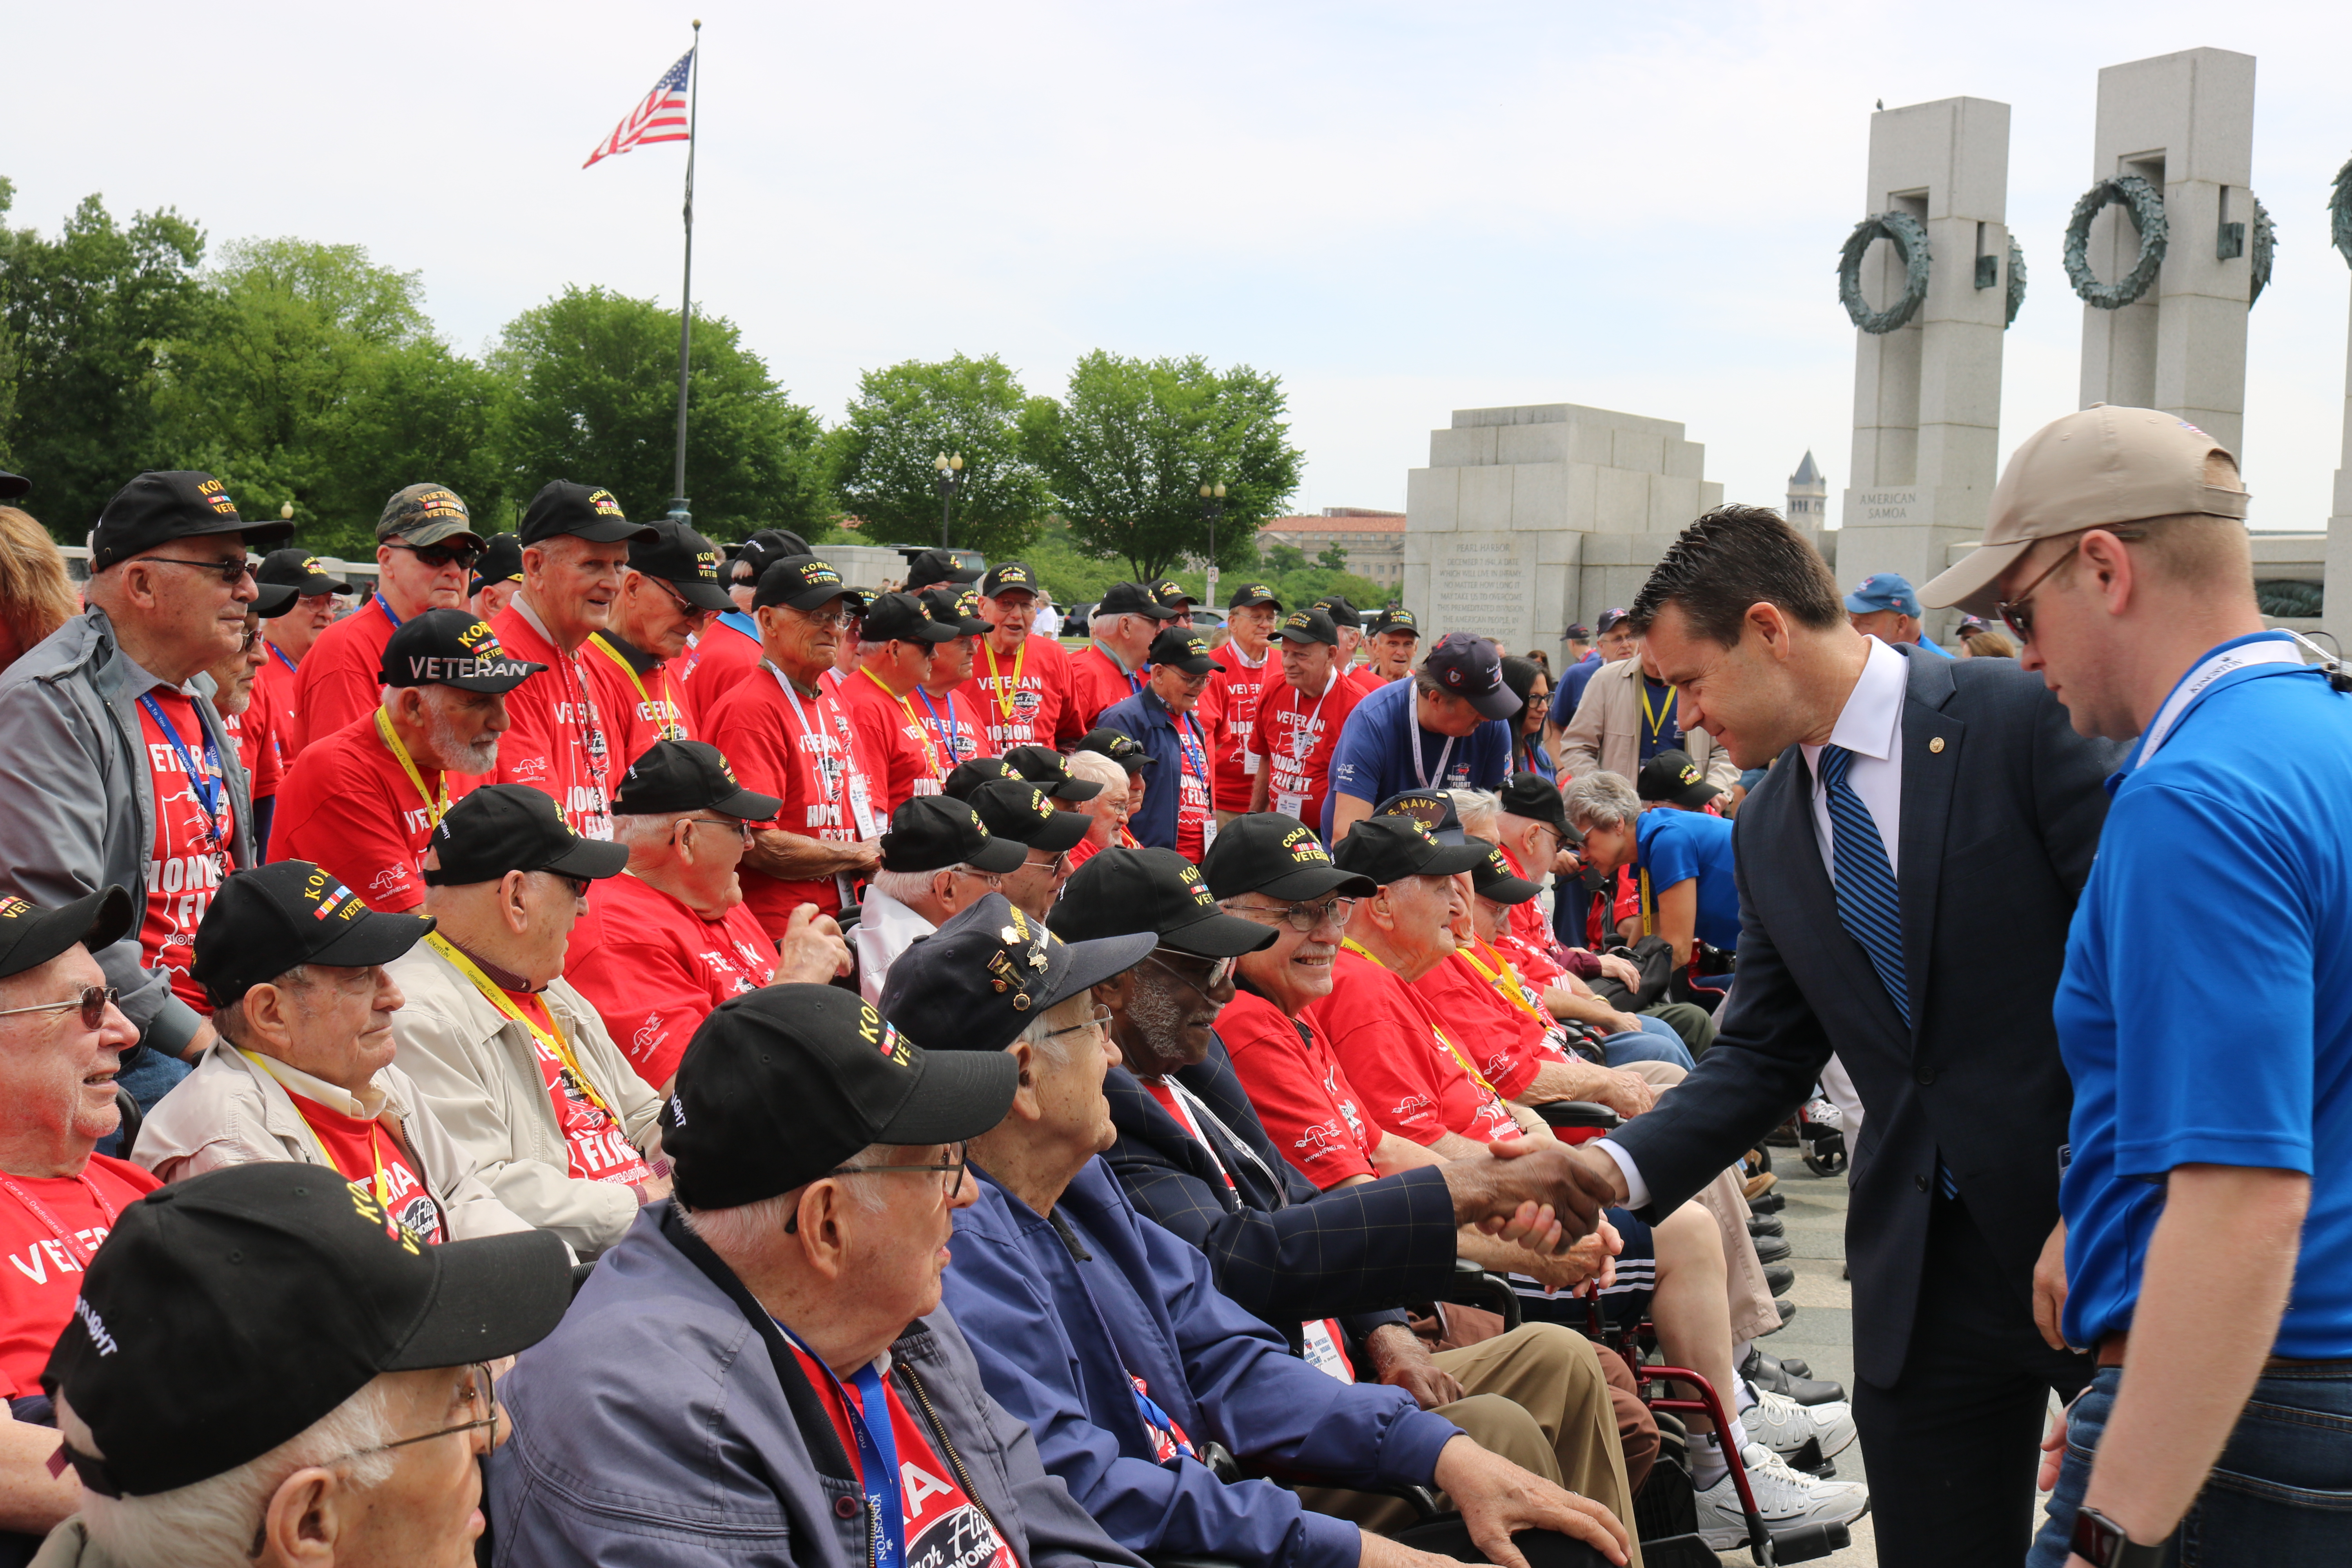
[1786,450,1829,551]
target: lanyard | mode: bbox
[376,595,402,632]
[1094,643,1144,699]
[590,634,685,742]
[861,667,943,779]
[243,1049,399,1209]
[1404,692,1455,790]
[1640,681,1677,748]
[375,710,451,829]
[2137,636,2307,768]
[768,663,847,811]
[267,641,298,677]
[426,934,617,1119]
[980,635,1028,722]
[138,692,224,839]
[0,1171,118,1269]
[1286,673,1336,761]
[1156,1077,1288,1209]
[773,1320,907,1568]
[1339,940,1507,1099]
[1456,938,1548,1026]
[915,686,962,769]
[1174,712,1209,788]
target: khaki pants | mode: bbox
[1619,1060,1779,1345]
[1298,1324,1643,1567]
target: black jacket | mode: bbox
[1611,648,2121,1385]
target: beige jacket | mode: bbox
[1555,657,1742,794]
[386,941,663,1259]
[133,1043,537,1245]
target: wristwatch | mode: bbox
[2069,1505,2171,1567]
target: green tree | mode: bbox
[491,285,829,543]
[1316,543,1349,573]
[1024,351,1302,581]
[0,187,208,540]
[830,353,1049,557]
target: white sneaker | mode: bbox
[1741,1386,1858,1460]
[1802,1096,1843,1130]
[1694,1441,1871,1549]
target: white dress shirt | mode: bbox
[854,888,939,1005]
[1597,636,1910,1209]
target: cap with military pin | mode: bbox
[879,892,1155,1054]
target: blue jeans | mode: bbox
[1599,1016,1695,1072]
[2031,1361,2352,1566]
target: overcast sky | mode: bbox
[11,2,2352,533]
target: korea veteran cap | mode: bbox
[190,861,434,1007]
[256,548,351,598]
[0,886,132,981]
[1049,846,1277,957]
[379,608,546,692]
[89,471,294,571]
[375,481,482,547]
[612,739,782,821]
[753,555,864,613]
[519,480,657,546]
[421,784,629,886]
[629,518,733,611]
[979,560,1038,598]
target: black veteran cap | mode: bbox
[421,784,630,886]
[862,591,959,645]
[754,555,864,613]
[1095,581,1178,621]
[252,581,300,620]
[903,548,983,591]
[1226,581,1281,611]
[880,795,1029,875]
[1201,813,1374,902]
[470,533,524,594]
[519,480,656,546]
[0,886,132,981]
[979,560,1039,598]
[1074,728,1149,775]
[0,471,26,501]
[612,739,782,820]
[661,985,1020,1209]
[880,892,1156,1055]
[44,1164,571,1498]
[1637,748,1721,810]
[375,482,482,547]
[1049,847,1276,958]
[257,548,351,599]
[1002,744,1102,802]
[919,585,989,635]
[1335,813,1489,884]
[1467,837,1543,905]
[1147,628,1224,675]
[1421,631,1520,721]
[1147,577,1194,610]
[1367,606,1420,638]
[1498,771,1574,838]
[730,530,811,585]
[191,862,434,1007]
[378,608,546,692]
[1312,594,1361,630]
[1276,607,1340,648]
[90,471,294,572]
[630,518,733,611]
[967,779,1089,853]
[944,755,1024,800]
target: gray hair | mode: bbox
[61,1381,398,1568]
[855,638,889,660]
[869,866,963,906]
[680,1144,892,1256]
[1448,789,1501,841]
[1022,989,1093,1070]
[209,966,311,1044]
[1063,750,1127,793]
[613,809,689,853]
[1561,771,1641,832]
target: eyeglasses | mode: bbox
[655,577,720,624]
[1024,849,1073,876]
[1995,527,2144,642]
[360,1363,500,1457]
[1224,897,1356,935]
[1045,1002,1114,1042]
[387,542,483,571]
[143,557,256,585]
[832,1141,969,1201]
[948,865,1004,889]
[1148,949,1236,999]
[787,604,859,629]
[0,985,118,1030]
[679,816,752,844]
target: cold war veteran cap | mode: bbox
[190,861,434,1008]
[1147,628,1224,675]
[880,795,1028,875]
[518,480,657,546]
[375,482,482,547]
[612,739,782,821]
[44,1163,572,1498]
[90,471,294,572]
[0,886,132,981]
[1921,403,2252,615]
[1002,745,1102,802]
[966,779,1089,853]
[1226,581,1281,612]
[421,784,630,886]
[1637,748,1722,810]
[257,548,351,599]
[1334,813,1489,884]
[378,608,546,692]
[1049,847,1277,958]
[1201,813,1375,903]
[880,892,1156,1055]
[1420,631,1520,721]
[979,559,1040,599]
[1844,572,1921,618]
[1275,606,1340,648]
[470,533,524,595]
[753,555,864,613]
[629,518,733,611]
[660,985,1020,1209]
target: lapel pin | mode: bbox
[1929,737,1945,753]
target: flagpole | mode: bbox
[668,20,701,522]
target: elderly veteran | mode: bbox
[890,894,1633,1568]
[1093,627,1226,861]
[853,794,1028,1003]
[387,786,663,1259]
[36,1166,570,1568]
[490,985,1145,1568]
[1055,846,1643,1527]
[134,863,532,1247]
[964,778,1089,920]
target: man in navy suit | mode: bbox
[1562,505,2120,1567]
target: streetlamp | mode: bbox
[1198,480,1227,608]
[933,452,965,549]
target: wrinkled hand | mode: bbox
[1606,1011,1648,1038]
[2033,1219,2071,1352]
[1448,1138,1617,1249]
[1354,1531,1476,1568]
[1595,953,1642,991]
[777,904,853,982]
[1586,1068,1655,1120]
[1365,1324,1465,1410]
[844,840,884,875]
[1434,1434,1631,1568]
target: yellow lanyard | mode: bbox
[980,635,1028,722]
[1639,680,1677,747]
[242,1049,391,1206]
[1455,938,1548,1026]
[425,934,617,1118]
[860,666,944,779]
[1339,939,1508,1099]
[590,633,684,740]
[374,709,451,829]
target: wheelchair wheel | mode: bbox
[1802,1134,1847,1177]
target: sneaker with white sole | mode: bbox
[1695,1441,1871,1549]
[1741,1386,1858,1460]
[1802,1096,1843,1130]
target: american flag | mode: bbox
[583,50,694,169]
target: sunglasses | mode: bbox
[388,541,483,571]
[0,985,119,1030]
[1995,526,2146,643]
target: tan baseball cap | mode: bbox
[1919,404,2249,615]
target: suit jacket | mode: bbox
[1557,656,1741,791]
[1610,649,2122,1386]
[1104,1037,1459,1349]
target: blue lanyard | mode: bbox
[267,641,298,677]
[1096,643,1143,697]
[1176,713,1208,782]
[915,686,961,764]
[717,610,759,643]
[775,1320,906,1568]
[138,693,224,835]
[1129,1375,1200,1461]
[376,595,401,632]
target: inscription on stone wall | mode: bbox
[1851,487,1921,524]
[1429,535,1532,645]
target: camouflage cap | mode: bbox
[376,483,482,548]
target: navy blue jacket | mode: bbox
[942,1157,1461,1568]
[1094,684,1211,851]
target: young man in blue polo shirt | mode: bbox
[1845,572,1954,659]
[1925,404,2352,1566]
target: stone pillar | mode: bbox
[2077,47,2257,459]
[2325,275,2352,650]
[1839,96,2011,644]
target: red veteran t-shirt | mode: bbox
[1205,645,1273,812]
[567,871,778,1088]
[505,988,652,1187]
[289,596,403,754]
[963,633,1071,752]
[683,615,765,735]
[1410,950,1561,1102]
[491,602,616,842]
[579,631,691,777]
[281,1093,446,1245]
[220,700,282,802]
[1064,645,1147,739]
[1307,949,1518,1147]
[1249,670,1363,831]
[1216,989,1379,1189]
[912,684,992,774]
[706,664,874,933]
[254,642,305,760]
[838,668,949,814]
[0,1156,160,1398]
[272,713,477,913]
[136,689,234,1009]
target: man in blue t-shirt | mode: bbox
[1325,632,1515,841]
[1923,404,2352,1566]
[1844,572,1954,659]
